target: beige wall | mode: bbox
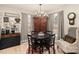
[0,7,22,41]
[0,7,22,28]
[0,4,79,41]
[0,7,34,42]
[63,5,79,35]
[63,5,79,45]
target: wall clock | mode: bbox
[67,12,76,25]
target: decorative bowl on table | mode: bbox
[38,32,44,36]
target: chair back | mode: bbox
[31,31,38,35]
[50,34,55,44]
[45,31,55,44]
[45,31,52,35]
[46,33,55,45]
[68,27,77,38]
[27,34,31,46]
[64,27,77,43]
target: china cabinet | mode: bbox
[34,16,47,32]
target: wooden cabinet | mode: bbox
[34,16,47,32]
[0,33,20,50]
[34,16,40,32]
[40,16,47,32]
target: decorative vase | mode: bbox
[15,18,20,23]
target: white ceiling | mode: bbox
[0,4,79,14]
[0,4,65,13]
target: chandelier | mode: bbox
[35,4,48,17]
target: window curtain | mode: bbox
[47,11,64,40]
[21,13,34,43]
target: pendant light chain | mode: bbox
[39,4,42,16]
[39,4,42,32]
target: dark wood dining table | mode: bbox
[31,33,49,40]
[28,32,55,54]
[31,33,49,53]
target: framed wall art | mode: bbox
[3,17,9,22]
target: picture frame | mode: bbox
[3,17,9,22]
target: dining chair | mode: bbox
[45,31,52,35]
[42,34,55,54]
[27,34,31,53]
[27,32,41,54]
[27,34,38,54]
[31,31,38,35]
[48,34,55,54]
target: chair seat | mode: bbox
[56,39,79,53]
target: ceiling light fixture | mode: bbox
[34,4,48,17]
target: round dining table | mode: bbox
[27,32,55,54]
[31,33,51,53]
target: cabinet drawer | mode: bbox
[0,36,20,50]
